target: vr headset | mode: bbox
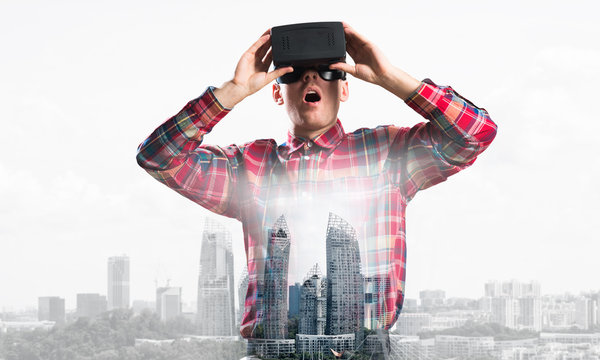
[271,22,347,84]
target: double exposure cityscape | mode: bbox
[1,216,599,359]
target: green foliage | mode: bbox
[417,320,538,340]
[253,324,264,338]
[287,316,299,339]
[0,310,246,360]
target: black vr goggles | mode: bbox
[271,22,347,84]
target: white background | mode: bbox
[1,0,598,311]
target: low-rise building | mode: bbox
[247,338,295,358]
[295,334,354,356]
[0,320,55,333]
[539,332,600,345]
[394,313,432,336]
[435,335,494,359]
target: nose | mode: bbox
[302,69,318,82]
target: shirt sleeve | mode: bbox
[135,87,244,219]
[390,78,498,201]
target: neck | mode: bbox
[290,121,337,141]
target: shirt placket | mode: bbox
[298,140,313,185]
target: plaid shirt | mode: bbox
[136,79,497,338]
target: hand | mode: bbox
[214,30,293,108]
[329,23,420,100]
[328,23,393,86]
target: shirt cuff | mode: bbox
[183,86,231,135]
[403,78,448,121]
[207,85,234,111]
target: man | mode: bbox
[137,23,497,358]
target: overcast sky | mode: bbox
[1,0,599,312]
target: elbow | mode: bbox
[471,109,498,147]
[480,114,498,147]
[135,140,153,169]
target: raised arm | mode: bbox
[398,79,497,200]
[136,31,293,218]
[213,30,293,108]
[331,23,497,200]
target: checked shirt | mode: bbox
[136,78,497,338]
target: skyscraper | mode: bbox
[76,293,107,318]
[486,280,542,330]
[325,212,364,336]
[364,274,392,329]
[238,268,249,328]
[197,218,235,336]
[492,296,516,328]
[38,296,65,324]
[157,286,182,322]
[519,296,542,331]
[484,281,502,297]
[263,215,291,339]
[419,289,446,308]
[288,282,301,318]
[299,264,327,335]
[107,255,130,310]
[575,297,598,330]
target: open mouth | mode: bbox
[304,90,321,103]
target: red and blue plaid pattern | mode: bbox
[137,79,497,337]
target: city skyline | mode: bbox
[6,244,599,314]
[9,276,600,360]
[7,272,600,332]
[2,0,599,312]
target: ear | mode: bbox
[272,83,284,105]
[339,81,349,102]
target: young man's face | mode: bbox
[273,68,349,139]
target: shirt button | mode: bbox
[303,156,310,160]
[306,141,313,148]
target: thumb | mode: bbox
[266,66,294,83]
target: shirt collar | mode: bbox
[285,119,346,154]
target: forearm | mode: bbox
[379,66,421,101]
[136,87,229,171]
[213,81,247,109]
[405,79,497,164]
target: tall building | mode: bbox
[486,280,542,330]
[263,215,291,339]
[157,286,182,321]
[325,212,364,336]
[521,281,541,297]
[76,293,107,318]
[288,282,301,318]
[364,274,392,329]
[519,296,542,331]
[492,296,516,328]
[107,255,130,310]
[419,289,446,308]
[299,264,327,335]
[502,279,522,298]
[197,218,235,336]
[238,268,249,327]
[575,297,598,330]
[484,281,501,297]
[38,297,65,324]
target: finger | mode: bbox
[265,66,293,83]
[342,23,369,55]
[255,38,272,64]
[329,62,356,76]
[262,48,273,67]
[247,34,271,56]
